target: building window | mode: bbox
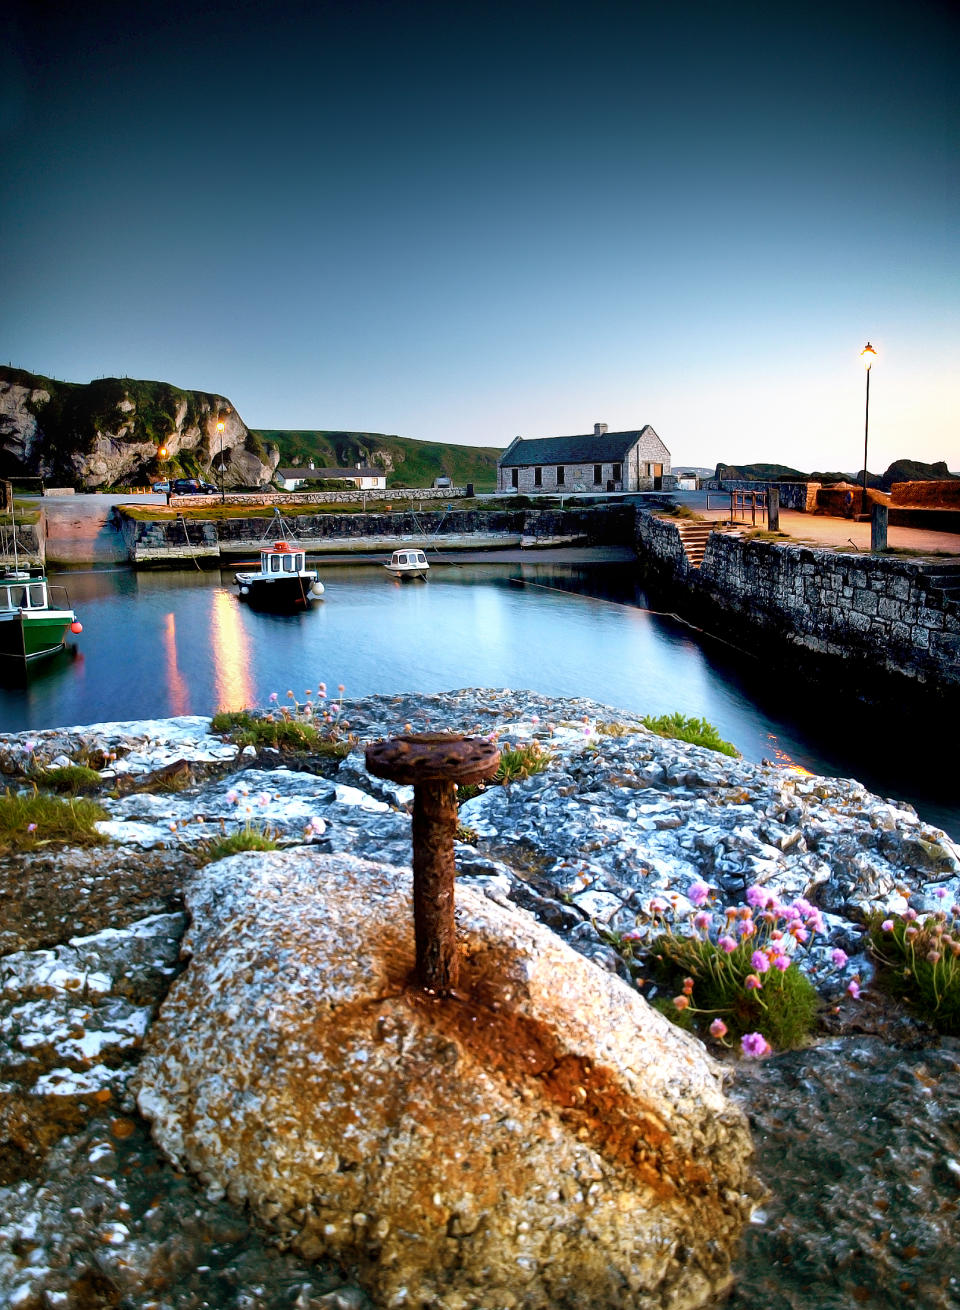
[511,468,519,488]
[534,466,542,487]
[612,463,622,482]
[556,466,565,485]
[593,465,602,484]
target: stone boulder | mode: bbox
[135,852,755,1309]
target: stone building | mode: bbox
[276,464,386,491]
[497,423,671,494]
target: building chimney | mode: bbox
[308,461,315,470]
[595,422,608,436]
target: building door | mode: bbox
[652,463,663,490]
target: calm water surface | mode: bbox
[1,560,955,837]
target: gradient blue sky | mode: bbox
[2,0,957,471]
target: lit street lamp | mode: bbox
[214,419,225,500]
[860,341,877,512]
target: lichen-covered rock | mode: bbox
[135,850,755,1310]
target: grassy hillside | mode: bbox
[255,429,503,490]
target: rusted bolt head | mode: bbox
[365,732,501,787]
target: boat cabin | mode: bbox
[260,542,308,575]
[0,572,48,613]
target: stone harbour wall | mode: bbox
[635,513,960,700]
[122,504,635,562]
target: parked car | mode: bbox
[169,478,219,496]
[152,480,171,494]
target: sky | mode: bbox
[2,0,957,473]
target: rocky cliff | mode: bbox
[0,366,279,489]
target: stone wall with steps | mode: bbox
[634,512,960,702]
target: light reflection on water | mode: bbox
[0,560,955,837]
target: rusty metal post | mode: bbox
[365,732,501,993]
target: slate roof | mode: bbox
[499,428,656,467]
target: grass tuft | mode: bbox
[641,712,738,757]
[211,709,321,751]
[0,788,108,852]
[36,765,102,794]
[199,826,279,864]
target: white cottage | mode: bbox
[497,423,671,494]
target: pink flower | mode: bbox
[225,789,239,804]
[337,683,345,692]
[905,926,919,939]
[927,950,942,964]
[881,919,894,932]
[745,885,767,908]
[903,907,918,921]
[771,953,791,972]
[744,973,762,990]
[709,1018,728,1039]
[26,822,37,833]
[693,911,712,932]
[649,898,668,915]
[789,924,809,943]
[736,919,755,938]
[672,995,689,1011]
[530,714,540,725]
[741,1032,771,1058]
[718,935,737,953]
[688,881,711,907]
[831,948,849,968]
[268,692,278,703]
[847,979,861,999]
[751,951,770,973]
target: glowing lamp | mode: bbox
[860,341,877,369]
[70,621,83,634]
[158,445,169,460]
[216,420,225,433]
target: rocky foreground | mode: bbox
[1,690,959,1309]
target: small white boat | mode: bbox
[385,548,430,579]
[235,542,325,609]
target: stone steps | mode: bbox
[673,520,740,569]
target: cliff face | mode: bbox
[0,366,279,489]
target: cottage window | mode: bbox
[593,465,602,485]
[556,466,565,485]
[612,463,622,482]
[534,467,542,487]
[511,469,519,489]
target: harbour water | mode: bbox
[1,558,956,837]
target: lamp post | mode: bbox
[860,341,877,513]
[216,418,226,503]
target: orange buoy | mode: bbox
[70,621,83,634]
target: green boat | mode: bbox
[0,567,81,665]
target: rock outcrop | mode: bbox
[0,365,279,489]
[135,850,756,1310]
